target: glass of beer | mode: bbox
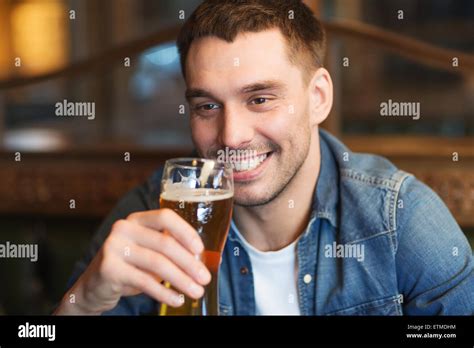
[158,158,233,316]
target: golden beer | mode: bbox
[159,188,233,315]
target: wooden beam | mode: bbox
[1,19,473,90]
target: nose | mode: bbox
[218,104,254,150]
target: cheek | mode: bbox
[257,100,308,145]
[191,120,217,152]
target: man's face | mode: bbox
[185,29,315,207]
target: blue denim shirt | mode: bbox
[67,130,474,315]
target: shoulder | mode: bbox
[320,130,464,239]
[320,129,410,189]
[396,174,463,241]
[319,129,409,190]
[320,130,411,234]
[394,174,473,314]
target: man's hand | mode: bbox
[54,209,211,315]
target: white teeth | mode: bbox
[231,153,268,172]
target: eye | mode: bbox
[251,97,268,105]
[198,103,220,111]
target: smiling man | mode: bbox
[55,0,474,316]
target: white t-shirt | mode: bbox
[231,220,301,315]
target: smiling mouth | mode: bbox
[230,151,273,172]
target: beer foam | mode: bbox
[161,188,233,202]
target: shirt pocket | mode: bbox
[325,294,403,316]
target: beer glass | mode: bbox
[158,158,233,315]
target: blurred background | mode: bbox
[0,0,472,314]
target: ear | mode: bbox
[308,68,333,128]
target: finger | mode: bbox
[119,262,183,308]
[128,209,204,254]
[119,220,211,285]
[125,243,205,300]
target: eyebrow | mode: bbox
[240,80,286,94]
[185,80,286,101]
[185,88,214,101]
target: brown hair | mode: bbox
[177,0,326,83]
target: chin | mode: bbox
[233,185,276,207]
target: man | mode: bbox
[55,0,473,315]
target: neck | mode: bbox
[233,132,321,251]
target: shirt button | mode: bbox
[240,267,249,275]
[303,274,312,284]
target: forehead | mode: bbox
[185,28,302,92]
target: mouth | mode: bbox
[230,151,274,182]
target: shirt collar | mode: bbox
[310,129,339,228]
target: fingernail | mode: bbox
[188,282,203,298]
[191,237,204,254]
[171,294,183,307]
[198,267,211,283]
